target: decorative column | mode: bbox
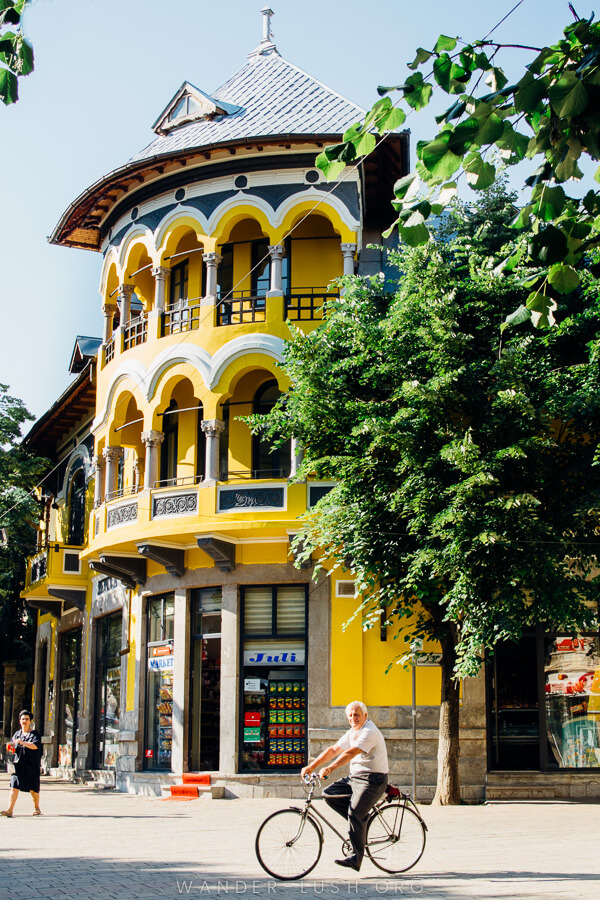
[268,244,285,296]
[117,284,136,326]
[203,252,222,303]
[152,266,168,313]
[102,304,116,344]
[201,419,225,482]
[141,431,164,490]
[341,243,357,277]
[92,454,106,506]
[103,446,123,500]
[289,436,304,478]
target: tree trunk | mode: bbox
[431,627,461,805]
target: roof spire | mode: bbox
[249,6,278,57]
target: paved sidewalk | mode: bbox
[0,774,598,900]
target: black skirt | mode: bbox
[10,765,40,793]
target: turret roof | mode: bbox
[130,46,365,164]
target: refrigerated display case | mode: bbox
[241,676,306,770]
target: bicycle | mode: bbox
[255,775,427,881]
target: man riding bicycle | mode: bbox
[301,700,388,872]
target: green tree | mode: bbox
[252,187,600,803]
[318,14,600,330]
[0,384,46,671]
[0,0,33,105]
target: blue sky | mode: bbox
[0,0,588,420]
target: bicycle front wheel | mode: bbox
[255,809,323,880]
[365,803,426,873]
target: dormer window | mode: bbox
[152,82,241,136]
[168,94,203,125]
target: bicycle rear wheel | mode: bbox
[255,809,323,880]
[365,803,426,873]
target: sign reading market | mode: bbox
[148,641,174,671]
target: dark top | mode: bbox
[11,728,42,770]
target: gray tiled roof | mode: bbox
[130,48,365,163]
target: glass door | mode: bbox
[58,629,82,768]
[190,587,222,771]
[145,595,174,770]
[94,613,122,769]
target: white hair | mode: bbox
[345,700,368,716]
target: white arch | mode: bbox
[146,343,212,401]
[154,206,210,255]
[208,333,286,389]
[99,248,122,298]
[274,187,361,234]
[92,360,149,432]
[118,226,156,270]
[57,444,93,503]
[207,193,276,236]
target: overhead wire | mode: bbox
[3,0,531,533]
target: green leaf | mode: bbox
[377,84,406,96]
[472,110,504,146]
[403,72,433,111]
[433,54,452,92]
[0,65,18,104]
[526,290,557,329]
[463,153,496,190]
[501,304,531,332]
[485,67,508,92]
[393,173,419,200]
[548,72,589,118]
[514,73,547,112]
[446,118,480,155]
[376,106,406,133]
[496,124,529,162]
[354,132,376,156]
[399,221,430,247]
[407,47,433,70]
[316,152,345,181]
[528,225,568,265]
[434,34,457,54]
[548,263,580,294]
[420,137,462,180]
[531,184,566,221]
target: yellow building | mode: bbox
[22,11,493,800]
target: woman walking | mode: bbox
[2,710,42,817]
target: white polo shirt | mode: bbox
[336,719,389,776]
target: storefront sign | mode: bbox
[243,727,261,742]
[244,678,261,692]
[244,649,305,666]
[416,653,443,666]
[148,642,174,671]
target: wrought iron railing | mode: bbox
[162,302,201,336]
[123,316,147,350]
[285,288,338,321]
[219,468,290,481]
[216,292,266,326]
[153,475,203,489]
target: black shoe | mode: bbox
[335,857,361,872]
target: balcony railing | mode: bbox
[104,485,141,503]
[162,302,201,336]
[285,289,338,321]
[153,475,203,489]
[104,337,115,364]
[217,292,266,326]
[220,468,290,481]
[123,315,147,350]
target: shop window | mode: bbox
[545,635,600,768]
[240,585,307,773]
[145,595,175,770]
[252,380,291,478]
[94,613,122,769]
[67,468,86,546]
[190,587,222,771]
[58,629,82,768]
[159,401,178,486]
[487,627,600,772]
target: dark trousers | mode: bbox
[323,773,388,865]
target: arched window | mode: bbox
[252,380,291,478]
[196,402,206,482]
[68,468,86,545]
[160,401,178,486]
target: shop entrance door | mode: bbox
[58,628,82,768]
[190,588,222,772]
[488,635,540,770]
[93,613,122,769]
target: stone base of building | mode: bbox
[485,771,600,801]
